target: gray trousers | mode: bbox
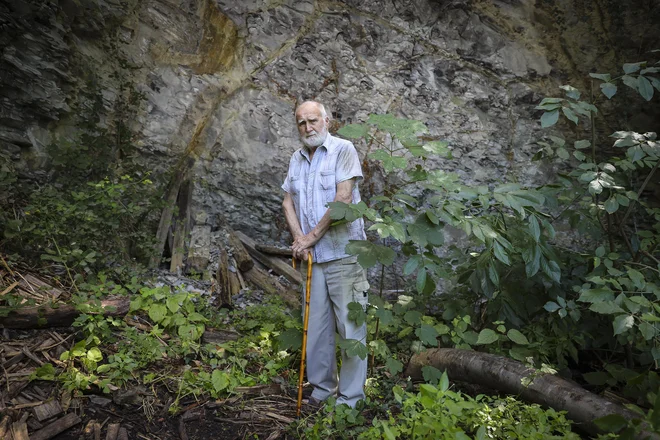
[301,255,369,408]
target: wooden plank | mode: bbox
[234,231,302,285]
[170,178,193,273]
[228,230,254,272]
[255,244,293,257]
[215,249,232,308]
[228,269,241,296]
[150,158,193,268]
[33,399,63,422]
[30,412,82,440]
[105,423,120,440]
[10,420,29,440]
[21,274,63,299]
[118,427,128,440]
[0,415,10,439]
[242,265,299,307]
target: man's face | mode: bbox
[296,103,328,148]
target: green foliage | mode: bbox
[356,377,579,439]
[327,53,660,432]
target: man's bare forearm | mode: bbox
[282,193,303,240]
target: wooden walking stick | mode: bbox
[295,252,313,416]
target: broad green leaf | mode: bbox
[612,314,634,335]
[403,255,421,275]
[557,147,570,159]
[407,214,444,248]
[166,296,180,314]
[374,308,394,326]
[87,347,103,362]
[600,82,617,99]
[404,310,423,325]
[277,328,302,350]
[562,107,578,124]
[367,114,427,147]
[148,303,168,323]
[212,369,230,392]
[416,324,439,346]
[328,201,360,222]
[574,139,591,150]
[627,268,645,289]
[348,301,367,326]
[369,149,408,172]
[422,141,451,157]
[338,338,368,359]
[588,179,603,195]
[345,240,395,268]
[421,365,443,385]
[385,357,403,375]
[540,110,559,128]
[528,215,540,242]
[623,62,643,74]
[560,84,581,100]
[476,329,499,345]
[589,301,625,314]
[638,76,654,101]
[507,329,529,345]
[650,76,660,92]
[589,73,611,81]
[416,269,427,294]
[337,123,368,139]
[604,197,619,214]
[622,75,639,91]
[541,258,561,283]
[493,242,510,266]
[573,151,586,161]
[639,321,657,340]
[544,301,561,312]
[578,288,614,303]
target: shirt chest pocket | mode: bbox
[319,170,335,191]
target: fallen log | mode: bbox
[242,265,299,307]
[0,298,130,329]
[234,231,302,285]
[405,348,658,438]
[228,230,253,272]
[202,328,241,344]
[255,244,293,257]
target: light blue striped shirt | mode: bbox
[282,134,366,263]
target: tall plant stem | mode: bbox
[369,263,385,376]
[620,159,660,225]
[590,79,597,164]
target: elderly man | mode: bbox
[281,101,369,408]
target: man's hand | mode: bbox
[292,246,313,261]
[291,233,319,260]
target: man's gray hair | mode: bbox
[297,101,329,120]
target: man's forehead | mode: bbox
[295,104,323,120]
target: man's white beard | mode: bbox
[301,128,328,148]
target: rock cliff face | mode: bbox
[2,0,659,245]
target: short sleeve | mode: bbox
[281,152,297,193]
[335,142,363,184]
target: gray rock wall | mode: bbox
[2,0,659,246]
